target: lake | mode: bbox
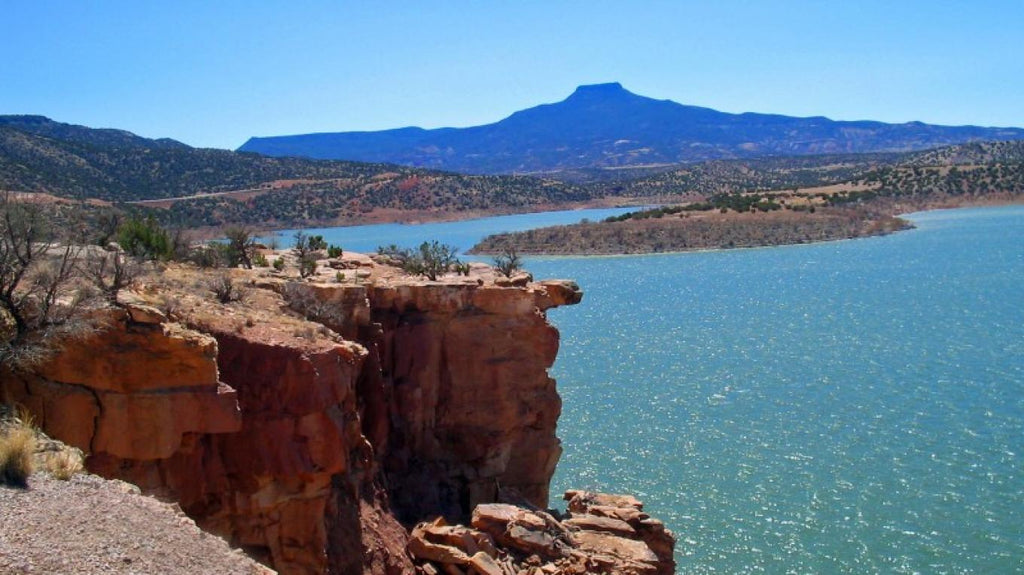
[280,205,1024,573]
[261,206,640,256]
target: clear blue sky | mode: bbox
[3,1,1022,150]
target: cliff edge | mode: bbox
[1,251,672,574]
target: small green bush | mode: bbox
[299,257,317,278]
[223,226,258,268]
[308,235,328,251]
[189,243,230,268]
[118,216,172,261]
[292,231,323,278]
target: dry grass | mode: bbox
[0,425,36,487]
[41,449,84,480]
[1,404,85,484]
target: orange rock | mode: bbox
[564,515,637,538]
[5,260,590,575]
[35,311,219,394]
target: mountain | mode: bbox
[0,115,415,202]
[0,115,592,228]
[3,114,1021,230]
[0,115,189,150]
[238,82,1024,174]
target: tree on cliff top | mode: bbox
[378,241,462,281]
[493,246,523,278]
[0,194,99,369]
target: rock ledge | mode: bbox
[408,490,675,575]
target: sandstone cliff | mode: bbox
[1,254,627,574]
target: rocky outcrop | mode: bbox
[406,490,675,575]
[0,260,606,575]
[3,306,240,461]
[366,278,578,524]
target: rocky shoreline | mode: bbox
[408,490,674,575]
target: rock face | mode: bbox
[0,262,604,575]
[367,280,571,524]
[406,490,675,575]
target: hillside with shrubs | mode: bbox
[472,141,1024,255]
[2,116,1023,239]
[0,116,591,229]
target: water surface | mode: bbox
[530,206,1023,573]
[278,205,1023,573]
[263,206,638,255]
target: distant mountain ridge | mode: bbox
[3,114,1021,230]
[238,83,1024,174]
[0,115,407,202]
[0,115,189,150]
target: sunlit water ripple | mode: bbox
[274,205,1023,573]
[527,206,1024,573]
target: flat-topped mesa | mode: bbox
[1,252,586,574]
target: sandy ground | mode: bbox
[0,473,274,574]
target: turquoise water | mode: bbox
[529,206,1024,573]
[279,205,1023,573]
[262,206,639,255]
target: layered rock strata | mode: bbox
[1,257,631,575]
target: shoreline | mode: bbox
[184,196,647,241]
[468,196,1024,257]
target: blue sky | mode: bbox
[3,1,1022,150]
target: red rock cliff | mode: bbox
[1,259,585,574]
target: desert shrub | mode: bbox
[327,244,343,259]
[415,241,461,280]
[282,282,345,327]
[492,246,522,278]
[376,244,407,265]
[292,231,323,278]
[223,226,258,268]
[44,449,83,480]
[83,250,139,303]
[188,243,227,268]
[298,257,317,278]
[92,210,123,247]
[208,274,246,303]
[0,195,100,369]
[308,235,328,251]
[0,424,35,487]
[159,295,182,318]
[272,256,285,271]
[253,252,269,267]
[380,241,461,280]
[117,216,172,261]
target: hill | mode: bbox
[3,116,1022,232]
[238,83,1024,174]
[471,140,1024,255]
[0,116,593,228]
[0,116,415,202]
